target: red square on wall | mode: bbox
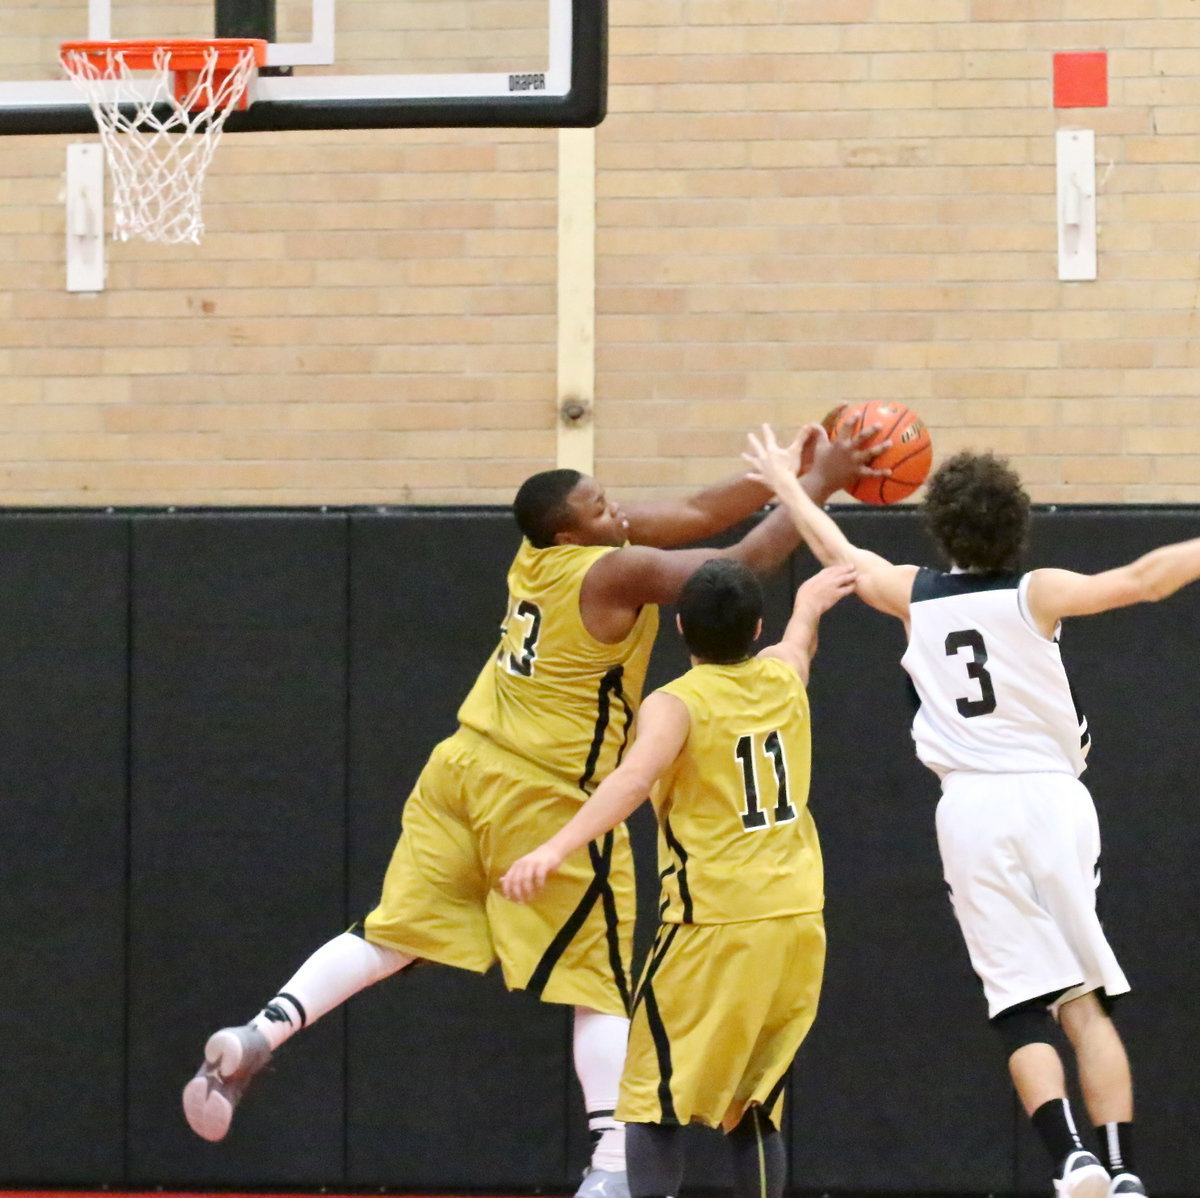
[1054,52,1108,108]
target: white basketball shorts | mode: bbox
[935,771,1130,1019]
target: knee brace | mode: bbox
[991,997,1058,1058]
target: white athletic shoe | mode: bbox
[1054,1152,1113,1198]
[575,1168,631,1198]
[182,1024,272,1142]
[1108,1173,1147,1197]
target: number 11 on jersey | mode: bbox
[736,730,797,832]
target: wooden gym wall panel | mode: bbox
[124,513,349,1188]
[0,515,129,1185]
[344,510,576,1190]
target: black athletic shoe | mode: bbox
[1054,1151,1112,1198]
[1107,1173,1147,1197]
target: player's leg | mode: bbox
[574,1005,631,1195]
[994,998,1107,1198]
[183,931,413,1141]
[624,1122,684,1198]
[252,931,414,1051]
[937,776,1110,1198]
[481,759,636,1193]
[1058,993,1144,1197]
[727,1107,786,1198]
[1032,781,1140,1196]
[183,733,494,1142]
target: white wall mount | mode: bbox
[1056,128,1097,282]
[65,143,105,293]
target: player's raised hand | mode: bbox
[806,405,892,494]
[501,844,565,904]
[797,564,858,614]
[743,423,802,493]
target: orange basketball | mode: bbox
[820,401,933,505]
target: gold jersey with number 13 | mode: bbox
[457,539,660,793]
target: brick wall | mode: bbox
[3,3,1200,504]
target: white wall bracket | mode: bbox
[65,143,106,293]
[1056,128,1097,282]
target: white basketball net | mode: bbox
[60,43,258,245]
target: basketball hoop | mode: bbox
[59,38,267,245]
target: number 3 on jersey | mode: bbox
[500,598,543,677]
[945,628,997,717]
[735,730,797,831]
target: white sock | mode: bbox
[249,932,413,1050]
[574,1006,629,1173]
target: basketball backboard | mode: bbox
[0,0,606,134]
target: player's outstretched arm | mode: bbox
[500,692,690,904]
[1027,536,1200,633]
[584,492,838,619]
[743,424,917,620]
[623,422,887,549]
[758,564,857,683]
[581,427,892,630]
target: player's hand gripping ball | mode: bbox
[821,401,932,505]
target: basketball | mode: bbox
[820,401,933,505]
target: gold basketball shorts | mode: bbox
[616,912,825,1131]
[363,727,634,1016]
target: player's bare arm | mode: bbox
[579,430,881,642]
[622,421,889,549]
[743,424,917,621]
[1025,536,1200,637]
[500,692,691,904]
[758,564,857,684]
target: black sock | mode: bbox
[1097,1121,1135,1176]
[1031,1098,1086,1173]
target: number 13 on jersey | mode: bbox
[499,597,543,677]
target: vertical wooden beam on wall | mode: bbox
[556,127,595,474]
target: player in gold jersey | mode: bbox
[183,425,882,1195]
[503,557,855,1198]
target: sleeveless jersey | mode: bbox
[457,539,659,792]
[901,569,1090,779]
[652,656,822,924]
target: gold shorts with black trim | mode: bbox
[363,726,634,1016]
[616,912,825,1131]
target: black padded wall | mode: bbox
[0,504,1195,1196]
[1014,508,1200,1195]
[0,515,129,1183]
[125,513,349,1187]
[344,511,575,1190]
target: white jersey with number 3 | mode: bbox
[901,569,1090,779]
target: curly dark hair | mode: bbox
[921,451,1030,573]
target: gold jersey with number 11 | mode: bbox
[652,655,823,924]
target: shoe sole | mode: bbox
[182,1073,234,1142]
[180,1029,249,1143]
[1063,1165,1113,1198]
